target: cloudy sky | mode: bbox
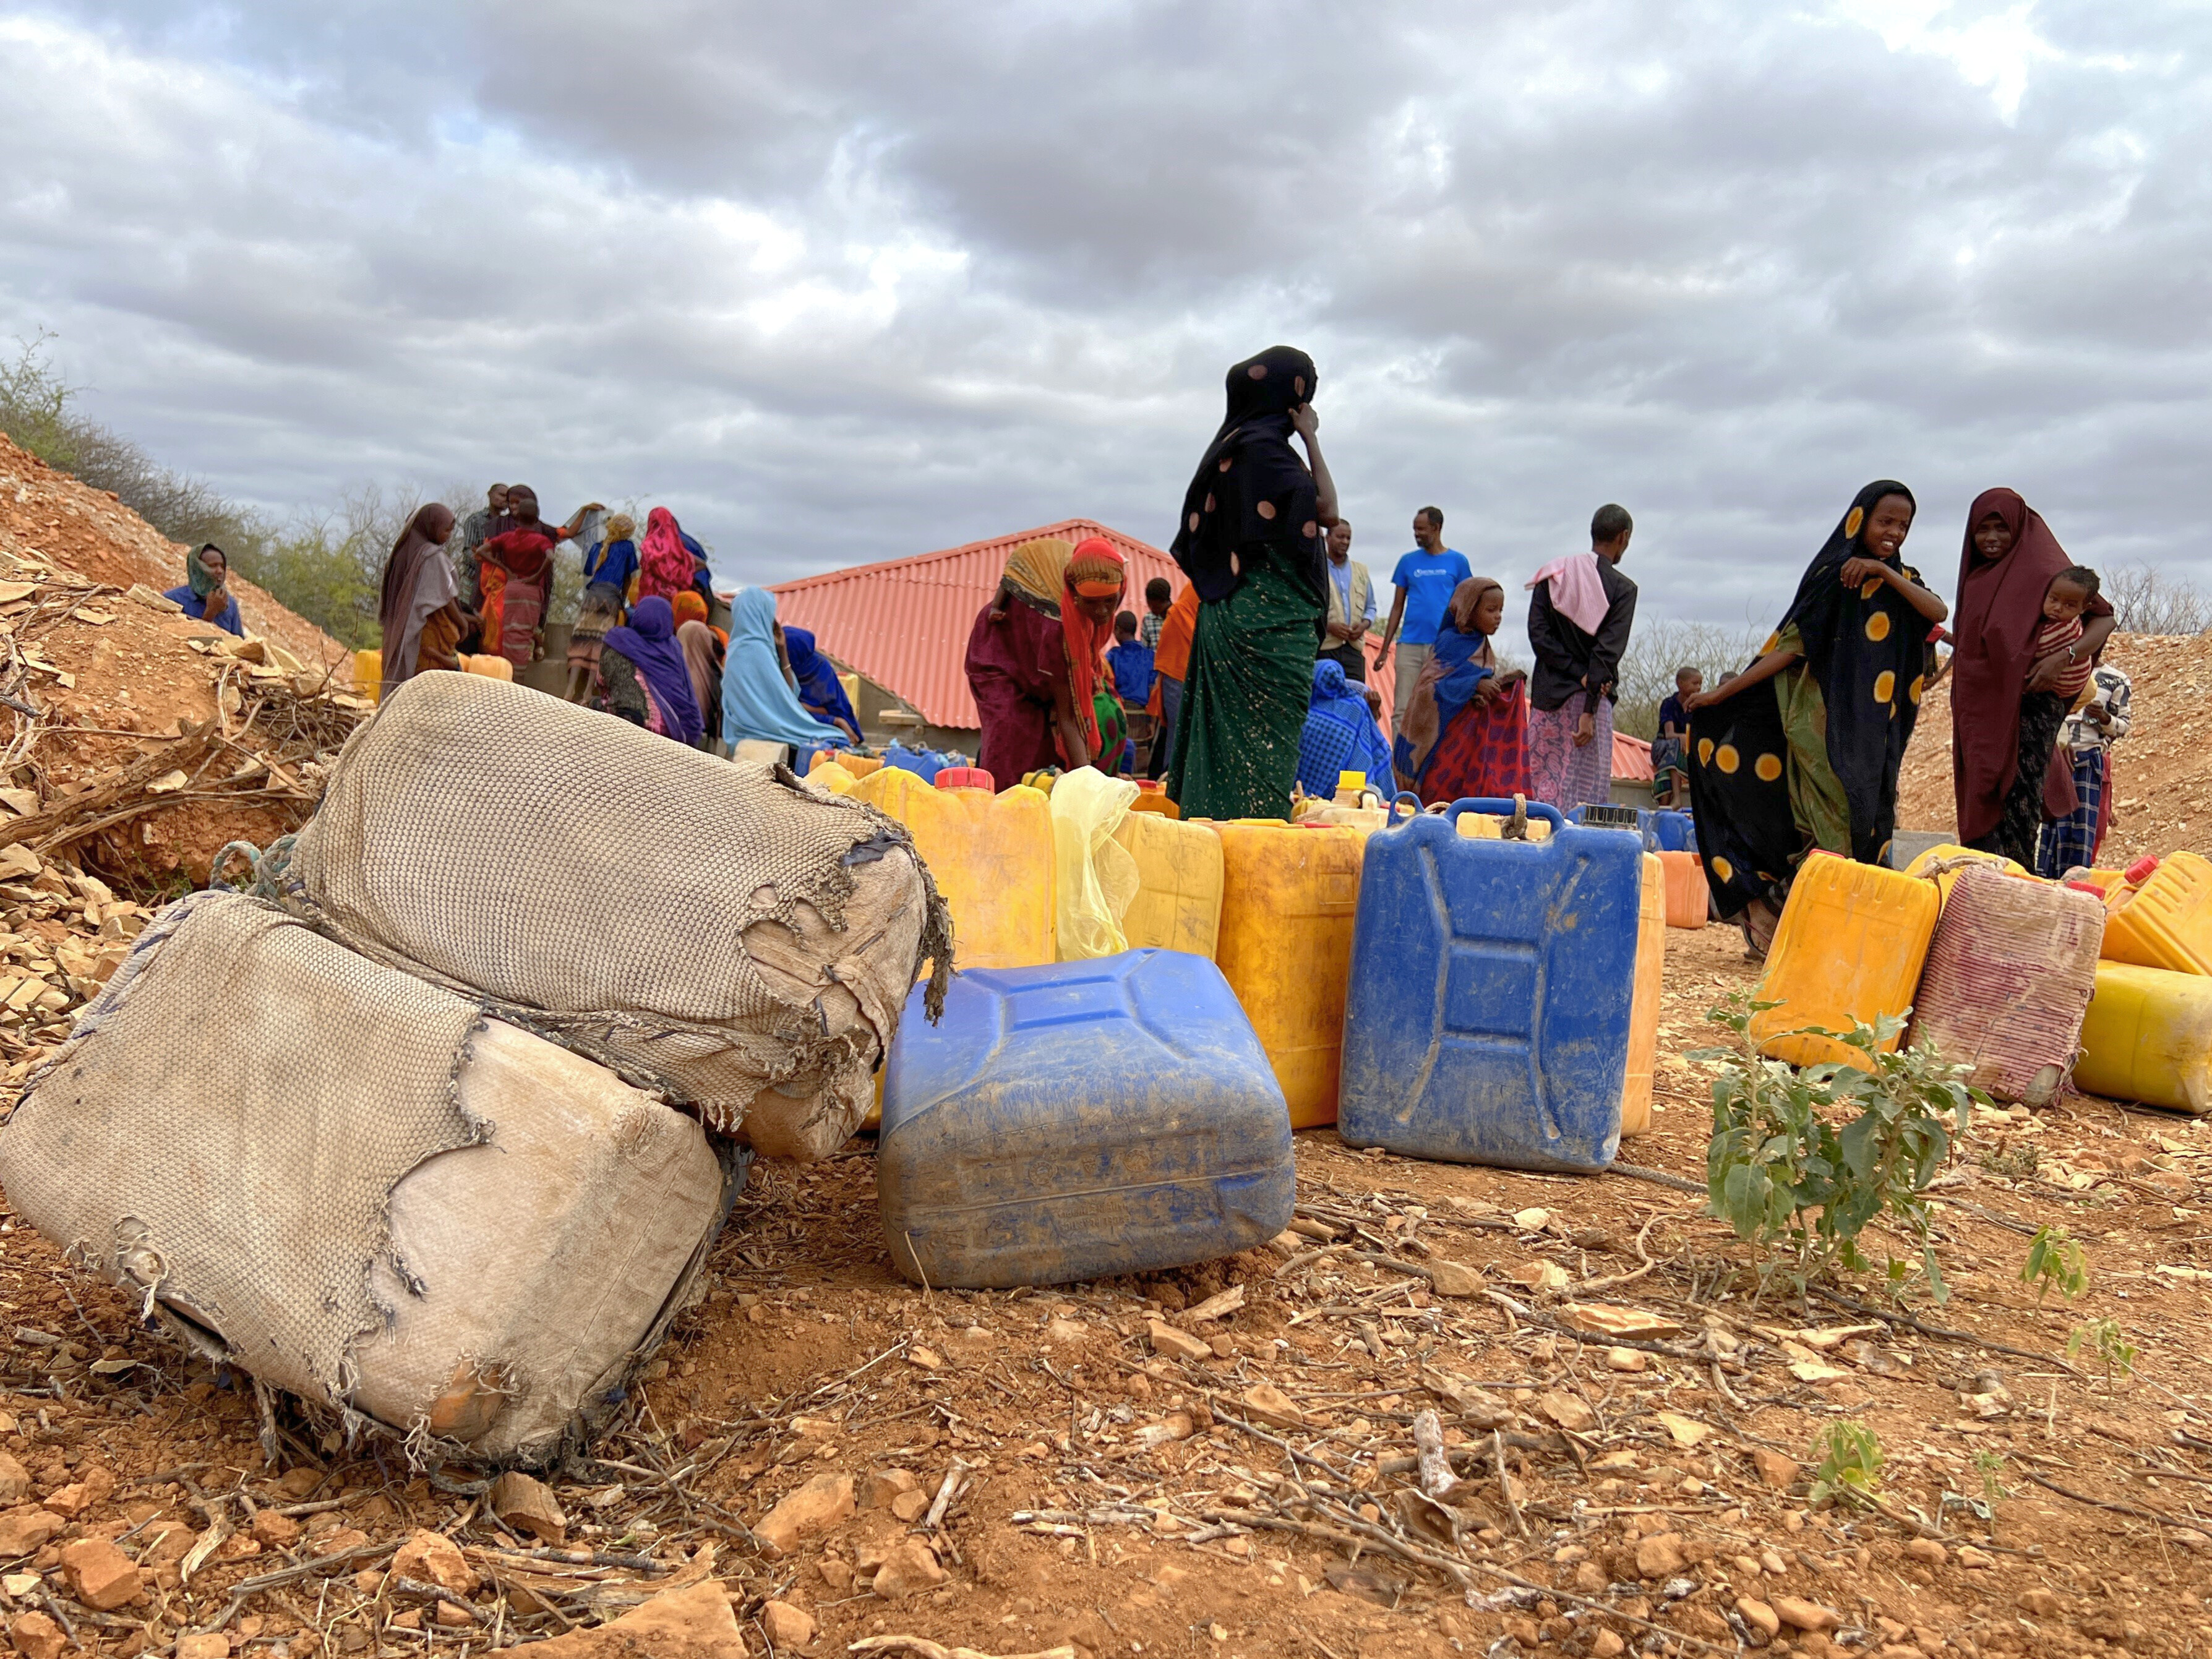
[1,2,2205,620]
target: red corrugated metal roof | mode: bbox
[768,520,1407,732]
[1612,731,1653,782]
[767,521,1184,729]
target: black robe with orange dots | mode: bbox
[1689,481,1936,920]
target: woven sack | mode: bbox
[0,893,737,1466]
[265,672,951,1159]
[1909,864,2105,1105]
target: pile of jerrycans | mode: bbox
[1738,839,2212,1117]
[868,778,1668,1297]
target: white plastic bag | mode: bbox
[1050,766,1139,959]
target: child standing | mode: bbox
[1104,611,1155,776]
[1653,667,1700,808]
[1140,578,1172,651]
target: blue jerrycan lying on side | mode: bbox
[877,950,1295,1288]
[1339,798,1640,1172]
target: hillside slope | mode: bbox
[0,435,348,672]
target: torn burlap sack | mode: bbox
[0,891,737,1467]
[256,671,951,1159]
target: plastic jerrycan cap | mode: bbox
[934,766,995,791]
[2127,855,2162,883]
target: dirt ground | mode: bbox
[4,451,2211,1655]
[6,922,2212,1658]
[1895,633,2204,864]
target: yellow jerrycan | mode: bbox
[1214,820,1366,1129]
[1751,852,1939,1069]
[851,767,1055,971]
[2101,852,2212,975]
[1621,852,1666,1135]
[2073,961,2212,1115]
[1111,813,1224,957]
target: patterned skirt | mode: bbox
[1526,697,1614,812]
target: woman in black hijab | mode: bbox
[1683,481,1947,954]
[1165,346,1340,820]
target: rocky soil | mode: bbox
[4,924,2211,1658]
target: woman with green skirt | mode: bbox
[1167,346,1339,820]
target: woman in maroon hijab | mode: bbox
[1949,489,2114,867]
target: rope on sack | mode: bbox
[210,836,301,902]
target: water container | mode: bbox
[1652,810,1696,854]
[1751,852,1940,1068]
[1901,842,2027,908]
[1214,820,1368,1130]
[935,766,994,791]
[883,742,945,782]
[1021,768,1061,794]
[1129,780,1181,820]
[1338,799,1640,1172]
[810,750,882,781]
[460,653,514,682]
[1111,813,1224,957]
[354,649,383,704]
[1909,865,2105,1105]
[1622,853,1666,1137]
[1574,803,1654,847]
[2074,963,2212,1115]
[1658,850,1707,929]
[851,767,1055,971]
[2102,852,2212,974]
[877,952,1295,1287]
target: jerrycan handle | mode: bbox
[1389,791,1421,826]
[1444,794,1565,839]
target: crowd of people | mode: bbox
[953,347,2138,959]
[167,348,2135,963]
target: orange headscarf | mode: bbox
[1147,583,1198,716]
[671,590,709,628]
[1061,536,1126,762]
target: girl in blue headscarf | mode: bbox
[166,544,244,636]
[723,588,852,752]
[782,625,862,743]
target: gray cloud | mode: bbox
[0,0,2206,630]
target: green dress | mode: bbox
[1168,548,1325,821]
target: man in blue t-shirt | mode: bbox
[1374,505,1472,737]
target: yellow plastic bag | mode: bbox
[1051,766,1139,960]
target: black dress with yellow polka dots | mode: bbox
[1689,481,1935,920]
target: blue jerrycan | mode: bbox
[1339,798,1640,1172]
[877,950,1294,1288]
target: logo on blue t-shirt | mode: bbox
[1391,547,1473,646]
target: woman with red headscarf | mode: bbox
[964,536,1126,782]
[1949,488,2115,868]
[1061,536,1128,765]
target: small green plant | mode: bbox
[1808,1422,1885,1508]
[1695,997,1980,1301]
[2067,1318,2138,1390]
[2021,1224,2089,1303]
[1971,1450,2009,1508]
[1978,1142,2040,1180]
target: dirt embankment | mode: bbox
[1897,633,2209,862]
[0,436,365,890]
[0,437,348,676]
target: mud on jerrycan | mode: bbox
[1213,819,1369,1130]
[851,765,1055,971]
[1338,799,1641,1172]
[877,951,1295,1288]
